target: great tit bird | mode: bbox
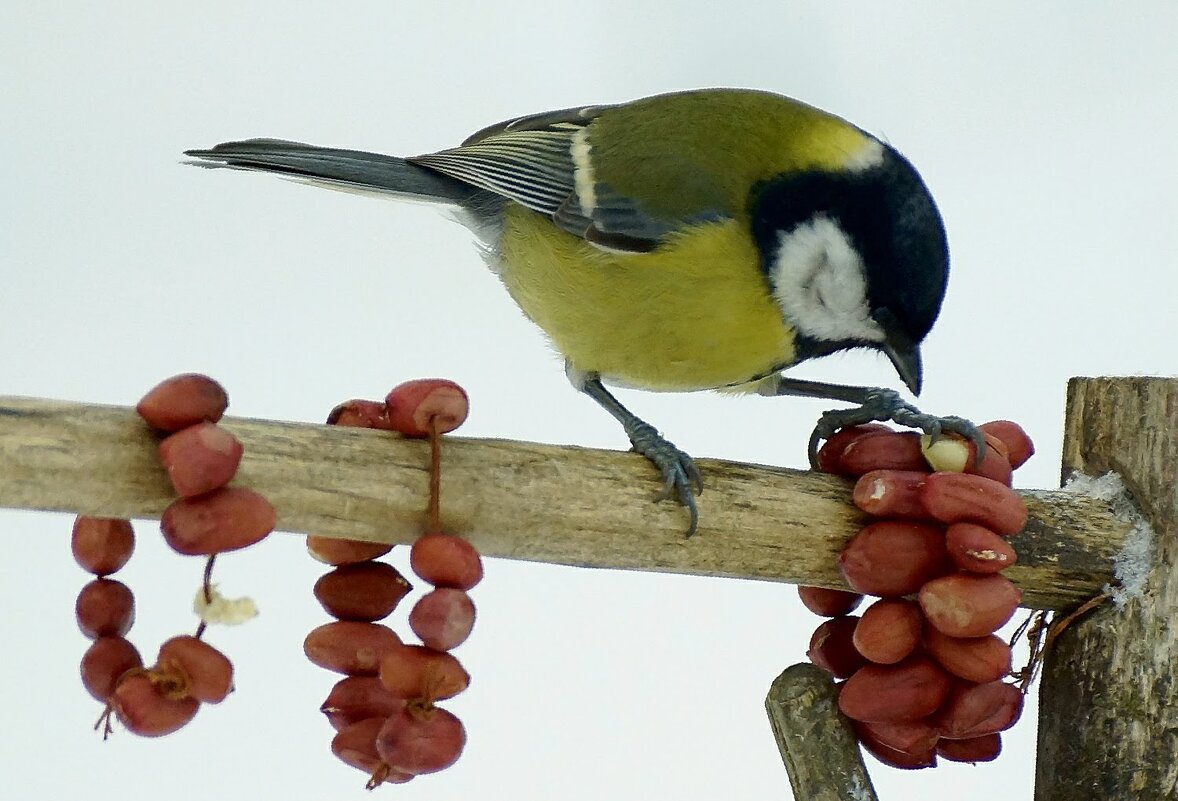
[186,88,976,535]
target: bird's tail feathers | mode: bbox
[184,139,478,205]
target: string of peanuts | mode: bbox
[801,420,1035,767]
[71,373,483,787]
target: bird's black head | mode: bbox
[749,144,949,395]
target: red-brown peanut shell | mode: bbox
[852,470,931,519]
[937,733,1002,763]
[331,717,415,784]
[807,616,866,679]
[304,621,403,676]
[853,599,923,665]
[410,533,484,590]
[71,516,135,576]
[838,656,952,723]
[157,422,243,497]
[920,473,1028,535]
[979,421,1035,469]
[408,589,476,651]
[332,718,392,776]
[327,399,395,430]
[137,373,228,432]
[157,635,234,703]
[934,681,1024,739]
[112,674,200,737]
[385,379,469,437]
[919,573,1022,638]
[307,536,393,566]
[379,644,470,702]
[80,637,143,702]
[855,719,939,769]
[376,706,466,775]
[322,676,406,732]
[75,578,135,638]
[797,585,863,617]
[840,431,929,475]
[975,434,1015,485]
[314,562,413,622]
[839,521,950,597]
[815,424,892,475]
[923,628,1012,684]
[946,523,1017,573]
[857,726,938,770]
[160,487,275,555]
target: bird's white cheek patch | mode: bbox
[771,216,885,344]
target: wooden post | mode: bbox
[1035,377,1178,799]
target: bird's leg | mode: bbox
[757,375,983,469]
[579,375,703,536]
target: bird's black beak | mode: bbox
[874,309,923,396]
[883,337,923,396]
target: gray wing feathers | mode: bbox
[410,130,577,217]
[184,139,479,204]
[411,104,688,252]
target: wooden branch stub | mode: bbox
[0,394,1131,609]
[765,663,877,801]
[1035,377,1178,800]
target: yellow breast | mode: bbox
[495,204,796,391]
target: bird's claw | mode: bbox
[808,389,984,469]
[626,420,702,537]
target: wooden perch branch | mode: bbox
[0,394,1128,610]
[766,664,877,801]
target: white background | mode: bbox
[3,4,1176,799]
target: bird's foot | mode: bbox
[625,420,703,537]
[808,388,983,469]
